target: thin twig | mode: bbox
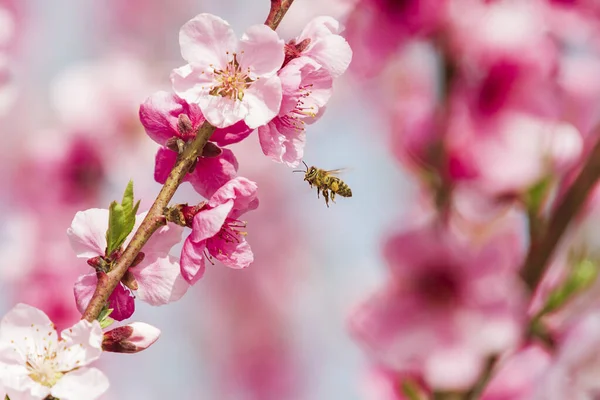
[521,136,600,290]
[265,0,296,30]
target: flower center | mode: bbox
[279,83,316,131]
[218,218,248,244]
[414,267,460,307]
[209,52,254,101]
[26,349,64,387]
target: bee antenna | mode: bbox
[302,160,308,171]
[292,170,304,173]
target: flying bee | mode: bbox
[294,161,353,207]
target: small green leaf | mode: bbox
[401,379,422,400]
[525,178,551,213]
[98,306,115,329]
[105,180,138,256]
[541,258,598,316]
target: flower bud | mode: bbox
[102,322,161,354]
[201,141,223,158]
[177,114,194,136]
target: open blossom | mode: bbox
[284,16,352,78]
[171,13,284,129]
[258,56,333,167]
[139,91,246,197]
[180,177,259,284]
[0,303,108,400]
[68,209,189,321]
[350,222,525,390]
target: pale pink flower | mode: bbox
[349,223,525,390]
[481,346,551,400]
[171,13,284,129]
[68,208,188,320]
[362,366,428,400]
[345,0,445,75]
[285,16,352,78]
[0,303,108,400]
[139,91,244,197]
[534,312,600,399]
[446,111,583,197]
[102,322,160,354]
[180,177,259,284]
[258,57,333,167]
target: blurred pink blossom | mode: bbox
[350,222,525,390]
[172,13,284,129]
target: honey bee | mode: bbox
[295,161,353,207]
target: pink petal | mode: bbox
[191,201,234,242]
[144,221,184,255]
[154,147,179,184]
[211,120,254,146]
[73,273,97,315]
[171,64,213,106]
[67,209,108,258]
[200,93,248,129]
[239,24,285,77]
[188,148,239,198]
[50,367,109,400]
[74,274,134,321]
[179,13,236,68]
[298,16,344,40]
[107,284,135,321]
[180,236,207,284]
[207,236,253,269]
[242,75,282,129]
[304,33,352,78]
[56,320,103,370]
[130,254,189,305]
[258,118,306,167]
[139,91,204,145]
[208,177,259,217]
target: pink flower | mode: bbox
[533,312,600,399]
[68,208,189,321]
[349,223,525,390]
[180,177,259,284]
[139,91,245,197]
[481,346,551,400]
[171,13,284,129]
[345,0,445,75]
[285,16,352,78]
[102,322,160,354]
[0,303,108,400]
[258,57,333,167]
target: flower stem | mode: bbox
[521,135,600,290]
[265,0,296,30]
[81,121,216,322]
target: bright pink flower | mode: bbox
[102,322,160,354]
[533,312,600,399]
[349,223,525,390]
[139,91,244,197]
[345,0,446,75]
[180,177,259,284]
[68,208,188,320]
[258,57,333,167]
[481,346,551,400]
[171,13,284,129]
[0,304,108,400]
[285,16,352,78]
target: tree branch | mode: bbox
[82,121,216,322]
[265,0,296,30]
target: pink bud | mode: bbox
[102,322,161,353]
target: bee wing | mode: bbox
[325,168,350,175]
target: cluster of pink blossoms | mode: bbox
[345,0,600,398]
[0,10,351,399]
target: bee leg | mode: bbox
[331,191,337,203]
[323,189,330,207]
[316,187,320,198]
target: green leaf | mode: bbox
[98,306,115,329]
[401,379,422,400]
[105,180,138,256]
[525,178,552,213]
[541,258,598,316]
